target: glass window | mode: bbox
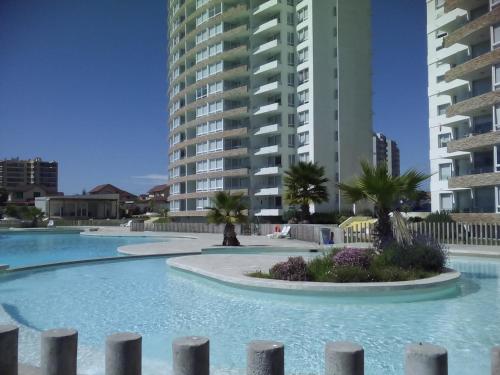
[298,48,308,64]
[439,163,452,181]
[440,193,453,211]
[288,73,295,87]
[298,131,309,146]
[494,24,500,47]
[288,93,295,107]
[298,110,309,125]
[297,7,308,23]
[298,68,309,84]
[438,133,451,148]
[288,134,295,147]
[437,103,450,116]
[298,90,309,105]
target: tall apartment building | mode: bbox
[427,0,500,216]
[373,133,400,177]
[167,0,372,221]
[0,158,58,193]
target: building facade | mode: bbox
[0,158,58,198]
[427,0,500,216]
[167,0,372,221]
[35,194,120,220]
[373,133,401,177]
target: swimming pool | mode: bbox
[0,232,167,267]
[0,255,498,374]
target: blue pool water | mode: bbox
[0,255,498,374]
[0,232,166,267]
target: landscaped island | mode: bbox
[250,238,448,283]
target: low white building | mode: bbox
[35,194,120,220]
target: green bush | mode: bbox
[425,211,454,223]
[379,237,448,272]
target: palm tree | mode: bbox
[20,206,44,227]
[207,191,248,246]
[338,160,429,248]
[284,161,329,222]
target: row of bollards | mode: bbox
[1,324,500,374]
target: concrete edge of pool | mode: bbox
[166,254,461,296]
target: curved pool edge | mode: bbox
[167,254,461,297]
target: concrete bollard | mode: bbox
[492,347,500,374]
[0,325,18,375]
[405,343,447,375]
[325,341,364,375]
[105,332,142,375]
[247,340,284,375]
[41,328,78,375]
[172,336,209,375]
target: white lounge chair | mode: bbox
[120,220,133,228]
[267,225,291,239]
[47,220,55,227]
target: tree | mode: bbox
[19,206,44,227]
[0,188,8,205]
[338,160,429,249]
[206,191,248,246]
[5,205,18,218]
[284,161,329,222]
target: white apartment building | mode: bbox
[167,0,372,221]
[427,0,500,218]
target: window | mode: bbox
[333,27,337,37]
[209,177,223,190]
[439,163,452,181]
[298,48,308,64]
[287,12,294,25]
[288,134,295,147]
[171,183,181,195]
[335,130,338,141]
[298,152,309,162]
[297,27,308,43]
[196,160,208,173]
[287,0,294,5]
[495,64,500,90]
[297,7,308,23]
[298,68,309,84]
[333,6,337,16]
[288,114,295,127]
[288,52,295,66]
[335,152,339,162]
[287,32,295,46]
[298,90,309,105]
[298,131,309,146]
[435,0,445,8]
[298,110,309,125]
[170,200,181,212]
[334,89,338,99]
[288,154,296,166]
[208,158,223,171]
[334,110,338,120]
[196,197,212,211]
[438,133,451,148]
[208,139,223,152]
[437,103,450,116]
[288,93,295,107]
[440,193,453,211]
[495,104,500,126]
[436,75,445,83]
[288,73,295,86]
[494,24,500,48]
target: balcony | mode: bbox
[254,208,282,216]
[254,18,280,35]
[254,123,280,136]
[253,60,280,75]
[254,81,280,96]
[253,39,280,55]
[253,103,281,115]
[255,187,281,196]
[447,91,500,117]
[444,0,489,12]
[253,0,280,16]
[254,166,281,175]
[444,5,500,48]
[448,130,500,152]
[446,48,500,82]
[448,171,500,189]
[254,145,280,156]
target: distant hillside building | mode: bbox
[89,184,137,203]
[373,133,400,177]
[148,184,169,201]
[0,157,58,203]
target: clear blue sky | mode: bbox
[0,0,428,195]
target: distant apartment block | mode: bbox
[427,0,500,216]
[167,0,372,220]
[0,157,58,203]
[373,133,400,177]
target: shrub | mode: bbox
[380,236,448,272]
[425,211,454,223]
[333,248,373,269]
[269,256,309,281]
[330,266,372,283]
[307,253,334,281]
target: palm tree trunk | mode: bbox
[374,208,393,249]
[300,203,310,223]
[222,223,240,246]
